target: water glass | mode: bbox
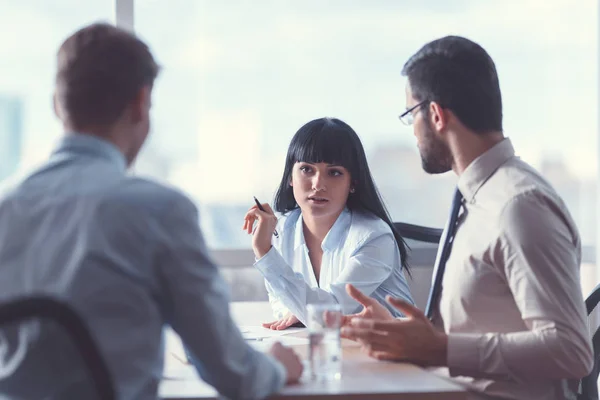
[306,303,342,381]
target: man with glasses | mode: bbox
[342,36,592,400]
[398,100,428,126]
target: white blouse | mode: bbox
[254,208,414,323]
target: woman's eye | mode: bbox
[299,166,312,173]
[329,169,343,176]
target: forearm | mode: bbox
[447,321,592,381]
[256,247,372,323]
[161,199,286,399]
[261,264,340,324]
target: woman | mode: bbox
[243,117,414,329]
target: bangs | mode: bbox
[289,120,355,170]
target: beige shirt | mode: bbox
[431,138,593,400]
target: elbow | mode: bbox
[576,340,594,378]
[554,335,594,379]
[570,332,594,378]
[531,325,594,380]
[565,353,594,380]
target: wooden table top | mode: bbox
[160,302,468,400]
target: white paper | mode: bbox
[163,326,307,380]
[239,325,305,341]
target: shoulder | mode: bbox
[490,158,568,220]
[500,189,572,235]
[98,176,197,221]
[489,162,578,245]
[485,157,561,207]
[348,210,394,245]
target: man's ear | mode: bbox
[53,92,60,119]
[429,101,447,133]
[129,85,152,123]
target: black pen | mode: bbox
[253,196,279,238]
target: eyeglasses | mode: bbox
[398,100,428,126]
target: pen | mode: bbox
[171,352,190,365]
[253,196,279,238]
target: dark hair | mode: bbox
[274,118,410,273]
[402,35,502,134]
[55,23,160,129]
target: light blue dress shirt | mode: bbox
[255,208,414,323]
[0,134,285,400]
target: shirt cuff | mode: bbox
[447,332,482,376]
[250,350,287,398]
[254,246,288,278]
[271,355,287,392]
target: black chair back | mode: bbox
[0,296,115,400]
[392,222,443,309]
[579,283,600,399]
[393,222,443,244]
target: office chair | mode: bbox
[392,222,442,309]
[0,296,116,400]
[393,222,442,244]
[579,283,600,399]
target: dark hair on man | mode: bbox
[55,23,160,130]
[402,35,502,134]
[274,117,410,274]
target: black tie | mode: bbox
[425,188,463,320]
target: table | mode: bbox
[160,302,468,400]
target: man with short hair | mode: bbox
[342,36,593,400]
[0,23,302,399]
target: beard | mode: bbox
[418,121,453,174]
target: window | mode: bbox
[133,1,598,301]
[0,1,595,300]
[135,0,597,252]
[0,1,115,175]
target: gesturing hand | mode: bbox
[341,296,448,366]
[242,202,277,258]
[339,284,393,339]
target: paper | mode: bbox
[163,362,198,381]
[239,325,305,341]
[163,326,308,380]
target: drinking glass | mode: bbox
[306,303,342,381]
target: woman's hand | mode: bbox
[242,202,278,258]
[262,313,301,330]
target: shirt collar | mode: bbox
[52,133,127,173]
[294,207,352,252]
[293,212,306,250]
[322,208,351,251]
[457,137,515,203]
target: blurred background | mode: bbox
[0,0,597,303]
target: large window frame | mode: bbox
[113,0,598,273]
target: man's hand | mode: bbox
[262,313,300,330]
[268,342,303,384]
[341,296,448,366]
[340,284,393,338]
